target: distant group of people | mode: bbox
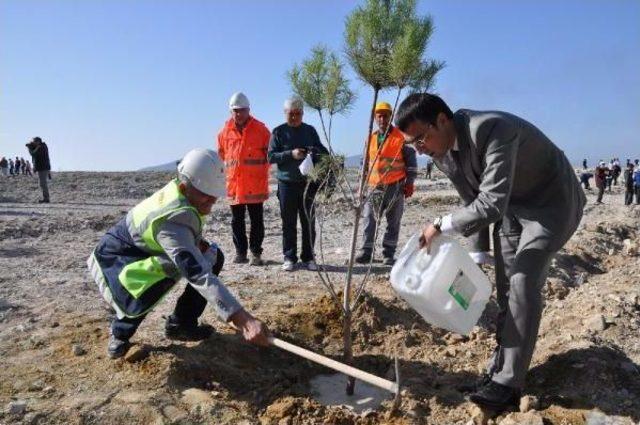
[0,156,32,176]
[580,158,640,205]
[1,137,52,203]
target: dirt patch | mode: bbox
[1,173,640,424]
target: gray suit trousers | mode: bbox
[37,170,50,202]
[486,213,554,389]
[361,182,404,258]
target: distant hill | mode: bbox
[138,160,179,172]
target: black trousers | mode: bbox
[636,186,640,204]
[111,249,224,340]
[596,185,605,203]
[231,203,264,256]
[277,180,317,263]
[625,189,634,205]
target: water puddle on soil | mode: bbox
[310,373,392,413]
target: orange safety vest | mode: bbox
[367,126,407,186]
[217,117,271,205]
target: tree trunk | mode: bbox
[343,87,379,395]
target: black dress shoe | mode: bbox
[382,257,396,266]
[468,381,521,411]
[355,250,372,264]
[107,336,131,359]
[38,199,50,204]
[233,253,249,264]
[457,373,492,393]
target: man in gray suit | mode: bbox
[395,93,585,410]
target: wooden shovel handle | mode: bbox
[269,337,398,394]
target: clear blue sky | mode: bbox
[1,0,639,171]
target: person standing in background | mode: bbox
[0,157,8,177]
[624,163,635,205]
[612,158,621,186]
[425,156,434,179]
[268,96,329,272]
[594,161,607,204]
[354,101,418,266]
[26,137,51,203]
[24,160,33,176]
[634,166,640,205]
[217,92,271,266]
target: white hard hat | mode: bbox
[177,149,226,198]
[229,92,250,110]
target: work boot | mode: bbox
[355,250,372,264]
[250,253,264,266]
[468,381,521,411]
[164,315,213,341]
[456,373,492,393]
[233,253,249,264]
[107,335,131,359]
[382,256,395,266]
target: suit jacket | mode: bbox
[436,109,586,252]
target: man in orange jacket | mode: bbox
[355,101,417,266]
[217,92,271,265]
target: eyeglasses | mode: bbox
[287,111,303,117]
[408,124,434,148]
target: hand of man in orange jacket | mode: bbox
[403,183,414,198]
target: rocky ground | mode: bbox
[0,170,639,425]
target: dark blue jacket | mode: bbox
[268,123,329,182]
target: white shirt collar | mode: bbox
[452,138,459,151]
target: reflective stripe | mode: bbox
[218,117,271,205]
[377,156,406,163]
[118,256,167,299]
[87,251,174,319]
[368,127,407,186]
[87,252,127,319]
[370,166,406,174]
[243,158,268,165]
[242,193,268,201]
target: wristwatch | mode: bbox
[432,216,443,232]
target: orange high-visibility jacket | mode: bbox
[367,126,407,186]
[217,117,271,205]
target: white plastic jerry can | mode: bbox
[390,233,492,335]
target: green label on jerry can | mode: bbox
[448,270,476,310]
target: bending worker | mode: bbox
[87,149,270,359]
[395,93,585,411]
[355,101,417,266]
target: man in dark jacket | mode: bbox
[268,96,329,272]
[26,137,51,203]
[624,163,635,205]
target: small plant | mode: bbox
[287,0,444,396]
